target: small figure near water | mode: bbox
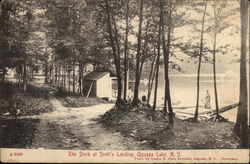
[127,87,133,102]
[204,90,211,109]
[141,95,146,102]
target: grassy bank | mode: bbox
[0,82,53,116]
[101,103,240,149]
[54,87,109,108]
[58,97,109,108]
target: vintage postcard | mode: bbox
[0,0,249,163]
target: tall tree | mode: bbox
[194,0,208,121]
[209,0,234,121]
[152,1,162,111]
[234,0,248,148]
[212,0,220,120]
[104,0,123,106]
[132,0,144,106]
[161,0,173,124]
[123,0,130,101]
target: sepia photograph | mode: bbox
[0,0,249,163]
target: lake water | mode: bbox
[136,68,240,108]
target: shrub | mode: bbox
[0,82,53,116]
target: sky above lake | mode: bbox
[129,1,244,75]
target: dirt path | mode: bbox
[1,98,150,150]
[48,98,149,150]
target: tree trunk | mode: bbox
[62,65,65,88]
[49,66,52,83]
[45,61,48,84]
[111,13,123,105]
[234,0,248,148]
[18,73,21,89]
[112,15,121,67]
[161,0,174,124]
[58,66,61,85]
[194,0,208,121]
[249,7,250,127]
[152,53,160,111]
[55,65,58,84]
[68,66,70,92]
[153,7,163,110]
[49,63,53,84]
[1,72,5,83]
[1,68,7,84]
[138,20,149,83]
[213,0,220,118]
[132,0,144,106]
[139,52,147,82]
[123,1,129,101]
[63,65,66,90]
[79,64,82,95]
[73,61,76,94]
[17,66,22,89]
[104,0,123,107]
[147,46,157,105]
[23,62,27,92]
[82,67,84,95]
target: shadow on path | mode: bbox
[1,98,151,150]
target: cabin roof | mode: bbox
[84,71,109,81]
